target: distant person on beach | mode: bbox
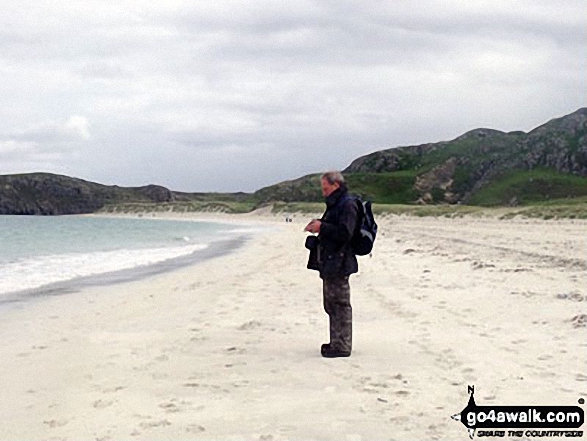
[304,171,360,358]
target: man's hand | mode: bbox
[304,219,321,234]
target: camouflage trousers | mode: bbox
[322,275,352,353]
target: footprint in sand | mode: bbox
[237,320,262,331]
[511,339,527,344]
[159,401,181,413]
[435,350,462,370]
[570,314,587,328]
[225,362,247,368]
[502,267,533,273]
[186,424,206,433]
[471,261,495,270]
[93,399,115,409]
[225,346,247,354]
[389,415,410,424]
[232,379,250,388]
[102,385,126,393]
[139,419,172,429]
[184,381,230,394]
[556,292,585,302]
[43,419,69,428]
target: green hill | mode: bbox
[254,108,587,206]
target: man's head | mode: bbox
[321,170,345,197]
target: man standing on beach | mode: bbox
[305,171,360,358]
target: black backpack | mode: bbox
[341,196,378,256]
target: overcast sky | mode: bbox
[0,1,585,192]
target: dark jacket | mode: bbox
[306,186,360,279]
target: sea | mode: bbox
[0,215,256,301]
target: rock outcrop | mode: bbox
[0,173,175,215]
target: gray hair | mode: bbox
[321,170,346,186]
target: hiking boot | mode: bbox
[321,345,351,358]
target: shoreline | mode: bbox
[0,214,277,309]
[0,235,251,313]
[0,213,584,440]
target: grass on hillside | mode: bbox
[99,195,587,221]
[99,201,257,214]
[272,201,587,220]
[497,196,587,220]
[99,199,587,220]
[271,200,587,220]
[344,171,419,204]
[468,168,587,206]
[270,202,324,214]
[371,203,487,217]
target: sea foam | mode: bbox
[0,243,208,296]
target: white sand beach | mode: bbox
[0,213,585,440]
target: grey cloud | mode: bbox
[2,117,91,144]
[0,0,584,192]
[0,139,77,164]
[77,62,130,79]
[0,117,90,178]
